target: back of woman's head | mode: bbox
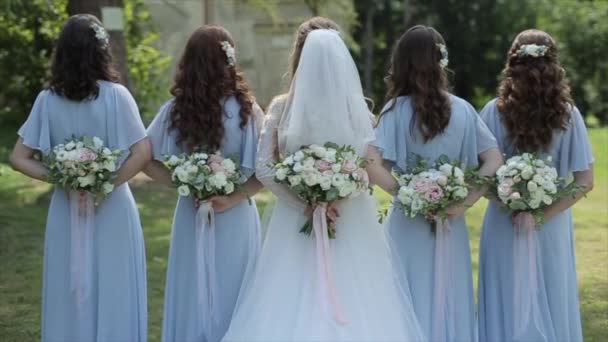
[384,25,451,142]
[49,14,119,101]
[169,25,255,152]
[497,29,572,153]
[286,17,340,85]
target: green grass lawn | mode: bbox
[1,129,606,341]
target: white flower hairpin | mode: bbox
[516,44,548,58]
[437,43,449,68]
[91,23,109,49]
[220,41,236,67]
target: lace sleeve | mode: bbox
[256,97,307,211]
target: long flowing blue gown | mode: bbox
[373,95,498,342]
[17,81,148,341]
[147,97,262,342]
[478,99,593,342]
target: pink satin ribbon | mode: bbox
[195,201,219,339]
[69,190,95,310]
[312,204,347,324]
[512,212,547,341]
[431,218,456,341]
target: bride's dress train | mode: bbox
[222,29,425,342]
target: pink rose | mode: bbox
[315,160,332,172]
[354,168,369,185]
[208,154,223,164]
[210,162,224,173]
[78,148,98,162]
[413,178,432,193]
[341,160,357,173]
[424,185,444,203]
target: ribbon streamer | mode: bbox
[195,201,219,340]
[512,212,547,341]
[69,190,95,310]
[431,218,456,341]
[312,204,347,324]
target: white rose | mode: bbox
[338,182,355,197]
[302,157,315,171]
[177,185,190,196]
[331,163,342,173]
[509,192,521,200]
[293,162,304,173]
[439,164,454,176]
[224,182,235,194]
[319,175,332,190]
[167,155,181,166]
[529,198,541,209]
[56,151,67,161]
[542,195,553,205]
[210,173,228,188]
[77,174,96,187]
[283,155,294,165]
[275,168,288,181]
[324,150,337,163]
[496,165,508,177]
[90,162,100,171]
[436,175,448,186]
[288,175,302,186]
[527,181,538,192]
[453,186,468,199]
[521,167,534,180]
[92,136,104,150]
[102,182,114,194]
[65,141,76,150]
[102,147,112,156]
[293,151,305,162]
[331,173,346,187]
[310,145,326,158]
[303,172,319,186]
[193,152,208,160]
[222,159,236,173]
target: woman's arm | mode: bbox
[542,167,594,221]
[365,145,398,195]
[112,138,152,188]
[9,138,48,181]
[446,147,504,219]
[142,160,173,186]
[209,176,264,213]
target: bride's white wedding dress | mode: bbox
[222,30,425,342]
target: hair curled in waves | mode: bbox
[49,14,120,101]
[497,29,573,153]
[382,25,451,142]
[169,25,255,152]
[286,16,340,87]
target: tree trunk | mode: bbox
[362,2,376,95]
[67,0,129,87]
[403,0,417,28]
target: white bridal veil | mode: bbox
[278,29,375,155]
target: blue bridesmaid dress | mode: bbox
[147,96,262,342]
[373,95,498,342]
[17,81,148,341]
[478,99,593,342]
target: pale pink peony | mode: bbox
[315,160,332,172]
[424,184,444,203]
[209,162,225,173]
[208,154,223,164]
[355,168,370,186]
[341,160,357,173]
[78,148,98,162]
[412,178,432,193]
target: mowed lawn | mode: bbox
[0,129,606,342]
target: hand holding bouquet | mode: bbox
[495,153,581,227]
[272,142,371,238]
[395,155,475,231]
[45,136,122,204]
[164,151,243,202]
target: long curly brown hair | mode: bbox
[496,29,573,153]
[285,17,340,87]
[49,14,120,101]
[382,25,451,142]
[169,25,255,152]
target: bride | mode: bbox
[221,28,425,341]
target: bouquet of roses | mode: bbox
[395,155,475,230]
[164,151,242,201]
[45,136,122,202]
[272,142,371,238]
[494,153,580,226]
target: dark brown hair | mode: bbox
[382,25,451,142]
[169,25,255,152]
[286,17,340,86]
[49,14,120,101]
[497,29,573,152]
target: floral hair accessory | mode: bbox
[436,43,449,68]
[516,44,548,58]
[220,41,236,67]
[91,23,109,49]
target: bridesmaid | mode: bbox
[478,29,594,342]
[9,15,150,341]
[143,25,263,342]
[373,25,503,341]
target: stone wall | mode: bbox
[144,0,352,107]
